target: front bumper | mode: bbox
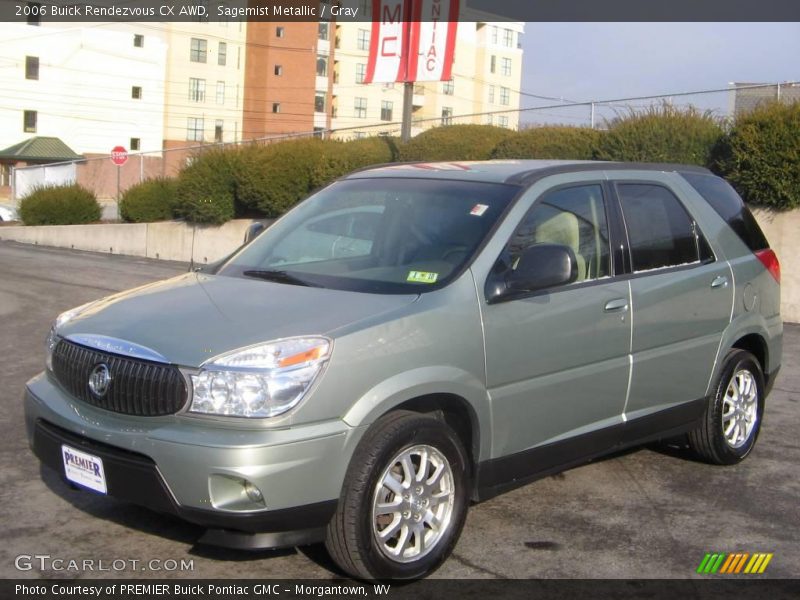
[25,372,363,547]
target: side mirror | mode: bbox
[506,243,578,292]
[244,221,266,244]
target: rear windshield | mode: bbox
[218,178,519,294]
[680,172,769,252]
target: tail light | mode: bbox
[755,249,780,283]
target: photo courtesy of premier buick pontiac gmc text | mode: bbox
[25,160,782,580]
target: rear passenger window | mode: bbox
[617,184,702,272]
[680,172,769,252]
[509,184,610,283]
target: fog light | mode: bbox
[244,480,264,503]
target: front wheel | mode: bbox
[688,349,765,465]
[326,411,471,580]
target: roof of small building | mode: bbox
[0,137,82,162]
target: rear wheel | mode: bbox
[326,411,470,580]
[688,349,764,465]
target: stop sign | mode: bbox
[110,146,128,166]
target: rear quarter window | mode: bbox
[680,172,769,252]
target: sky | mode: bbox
[518,23,800,127]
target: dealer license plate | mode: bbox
[61,444,107,494]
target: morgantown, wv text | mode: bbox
[15,583,392,597]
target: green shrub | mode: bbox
[18,183,101,225]
[713,100,800,209]
[399,124,514,162]
[174,148,237,224]
[595,103,723,166]
[119,178,178,222]
[492,126,603,160]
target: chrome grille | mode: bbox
[51,339,187,416]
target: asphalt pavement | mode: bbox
[1,241,797,580]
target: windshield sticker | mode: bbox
[470,204,489,216]
[407,271,439,284]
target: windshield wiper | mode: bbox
[242,269,321,287]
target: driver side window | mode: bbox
[509,184,610,283]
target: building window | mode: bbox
[441,107,453,126]
[23,110,37,133]
[490,55,496,74]
[354,97,367,119]
[357,29,370,51]
[26,2,41,25]
[214,120,224,143]
[130,137,141,151]
[25,56,39,80]
[316,56,328,77]
[187,118,204,141]
[491,26,498,44]
[276,26,285,38]
[381,100,393,121]
[189,78,206,102]
[503,28,513,47]
[383,82,395,90]
[216,81,225,104]
[315,93,326,113]
[272,103,281,113]
[443,79,454,95]
[131,86,142,99]
[318,22,329,40]
[218,42,227,66]
[356,63,366,84]
[498,115,509,128]
[274,65,283,76]
[358,0,371,17]
[314,127,325,139]
[488,85,495,103]
[0,164,10,187]
[354,131,366,139]
[501,57,512,76]
[190,38,207,63]
[486,114,493,125]
[133,34,144,47]
[500,87,510,105]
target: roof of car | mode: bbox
[345,160,712,185]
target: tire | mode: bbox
[325,410,471,580]
[688,349,765,465]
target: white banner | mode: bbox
[364,0,412,84]
[407,0,459,82]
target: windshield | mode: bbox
[217,177,519,294]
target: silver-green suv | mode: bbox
[25,161,782,579]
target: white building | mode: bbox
[0,22,168,155]
[329,20,525,138]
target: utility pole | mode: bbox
[590,102,595,129]
[401,82,414,142]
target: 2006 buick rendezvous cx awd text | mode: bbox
[25,160,782,579]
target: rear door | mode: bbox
[614,179,734,422]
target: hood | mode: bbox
[58,273,418,367]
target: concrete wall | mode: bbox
[0,210,797,322]
[0,219,263,265]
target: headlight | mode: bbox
[45,302,96,371]
[188,337,331,418]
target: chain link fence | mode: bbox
[9,81,797,218]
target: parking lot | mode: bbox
[1,241,797,580]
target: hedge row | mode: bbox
[18,184,101,225]
[18,101,800,226]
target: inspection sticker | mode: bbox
[62,444,107,494]
[470,203,489,216]
[407,271,439,284]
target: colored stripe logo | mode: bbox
[697,552,773,574]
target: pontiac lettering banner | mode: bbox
[364,0,460,84]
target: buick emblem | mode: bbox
[88,363,112,398]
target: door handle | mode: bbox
[604,298,629,313]
[711,275,729,289]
